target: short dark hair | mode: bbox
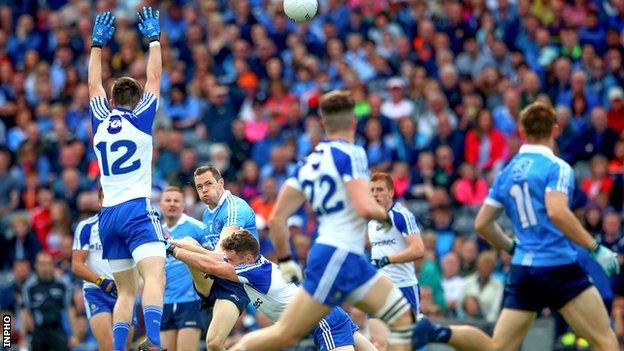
[221,229,259,257]
[112,77,143,109]
[193,165,222,181]
[520,102,556,140]
[371,172,394,191]
[319,90,355,133]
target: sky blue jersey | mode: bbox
[485,144,577,267]
[163,214,206,304]
[202,190,259,249]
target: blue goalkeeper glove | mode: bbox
[91,12,116,48]
[96,275,118,298]
[137,6,160,42]
[371,256,391,269]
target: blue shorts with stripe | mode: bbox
[312,307,359,351]
[303,243,378,306]
[399,285,420,314]
[84,288,116,319]
[99,197,164,260]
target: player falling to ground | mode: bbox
[166,230,378,351]
[158,187,207,351]
[190,165,257,351]
[71,189,135,351]
[230,90,416,351]
[88,8,166,351]
[413,102,621,351]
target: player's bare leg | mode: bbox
[161,330,177,351]
[353,331,379,351]
[559,287,618,351]
[179,237,215,295]
[367,319,389,351]
[351,275,413,351]
[111,266,138,349]
[90,312,114,351]
[445,309,536,351]
[229,288,332,351]
[206,299,241,351]
[137,256,166,310]
[177,328,201,351]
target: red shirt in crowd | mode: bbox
[30,206,51,252]
[581,176,614,200]
[607,106,624,134]
[464,129,507,171]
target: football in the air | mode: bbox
[283,0,318,23]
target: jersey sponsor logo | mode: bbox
[89,243,103,251]
[510,158,533,181]
[253,298,263,309]
[107,115,123,134]
[371,239,397,247]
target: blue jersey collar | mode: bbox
[518,144,554,157]
[206,190,231,213]
[163,213,188,232]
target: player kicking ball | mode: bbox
[190,165,258,351]
[89,8,166,351]
[413,102,620,351]
[230,90,417,351]
[166,230,378,351]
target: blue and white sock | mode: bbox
[143,305,163,346]
[113,321,130,351]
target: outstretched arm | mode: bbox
[171,246,238,282]
[137,7,162,98]
[268,185,305,260]
[88,12,115,98]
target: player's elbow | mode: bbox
[474,216,489,235]
[546,205,564,224]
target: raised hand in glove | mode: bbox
[91,12,116,48]
[278,256,303,284]
[137,6,161,42]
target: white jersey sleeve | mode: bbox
[72,215,114,289]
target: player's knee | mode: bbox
[98,339,113,351]
[205,338,223,351]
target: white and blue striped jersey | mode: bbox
[368,202,420,287]
[485,144,577,267]
[163,214,206,304]
[234,255,297,322]
[285,139,370,254]
[72,214,113,290]
[90,93,158,207]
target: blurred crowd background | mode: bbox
[1,0,624,350]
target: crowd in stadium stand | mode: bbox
[1,0,624,349]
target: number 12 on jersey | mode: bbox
[95,140,141,176]
[509,182,538,229]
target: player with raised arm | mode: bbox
[88,8,166,351]
[190,165,256,351]
[230,90,416,351]
[166,230,378,351]
[71,189,134,351]
[159,187,207,351]
[413,102,620,351]
[368,172,424,312]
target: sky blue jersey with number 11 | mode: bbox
[485,144,577,267]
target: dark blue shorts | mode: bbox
[312,307,359,351]
[503,262,593,312]
[161,300,206,331]
[83,288,116,319]
[399,285,420,314]
[196,277,250,314]
[99,198,164,260]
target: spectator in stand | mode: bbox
[0,146,18,221]
[362,117,392,172]
[555,105,582,164]
[457,251,504,324]
[441,252,466,313]
[429,113,465,168]
[492,89,520,138]
[581,155,615,207]
[249,177,278,223]
[2,213,41,270]
[579,106,619,160]
[458,239,478,277]
[607,86,624,135]
[259,146,294,188]
[609,140,624,175]
[452,163,488,208]
[464,108,507,173]
[0,259,31,314]
[380,77,414,120]
[239,160,261,202]
[598,212,624,296]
